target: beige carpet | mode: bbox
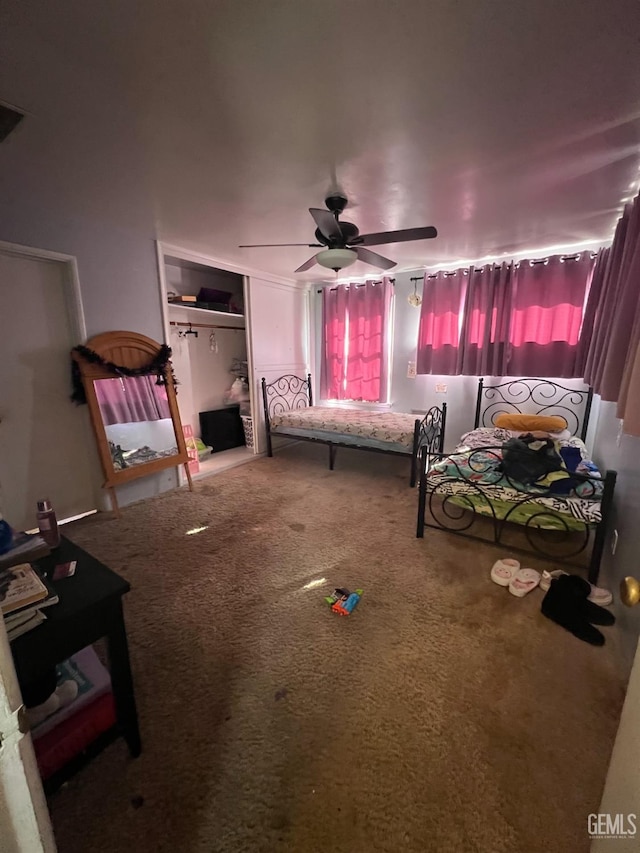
[49,444,626,853]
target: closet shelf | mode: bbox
[167,302,245,320]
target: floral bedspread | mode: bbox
[270,406,418,449]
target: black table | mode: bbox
[11,537,141,793]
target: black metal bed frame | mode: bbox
[474,377,594,441]
[261,374,446,487]
[416,378,616,585]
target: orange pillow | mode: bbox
[494,413,568,432]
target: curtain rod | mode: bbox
[420,252,596,278]
[169,320,245,331]
[317,278,395,293]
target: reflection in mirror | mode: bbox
[94,376,178,470]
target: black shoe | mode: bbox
[553,575,615,624]
[555,573,591,598]
[541,581,605,646]
[575,597,616,626]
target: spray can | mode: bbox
[36,499,60,548]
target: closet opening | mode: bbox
[159,252,254,482]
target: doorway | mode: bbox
[0,243,96,531]
[158,249,254,481]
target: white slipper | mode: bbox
[540,569,567,592]
[509,568,541,598]
[588,584,613,607]
[491,558,521,587]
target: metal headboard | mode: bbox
[261,374,313,423]
[474,378,593,441]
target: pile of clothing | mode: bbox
[500,433,600,495]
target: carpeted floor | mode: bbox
[49,443,626,853]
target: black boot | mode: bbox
[553,574,616,627]
[541,579,605,646]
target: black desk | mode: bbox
[11,537,141,792]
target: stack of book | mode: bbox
[0,533,56,641]
[167,294,197,304]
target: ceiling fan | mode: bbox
[239,193,438,273]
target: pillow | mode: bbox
[494,413,568,432]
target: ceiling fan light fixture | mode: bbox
[316,248,358,270]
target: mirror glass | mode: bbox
[94,376,179,471]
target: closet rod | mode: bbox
[169,320,245,331]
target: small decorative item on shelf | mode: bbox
[224,357,250,409]
[223,377,250,407]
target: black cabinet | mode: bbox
[199,406,245,453]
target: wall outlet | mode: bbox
[435,382,448,393]
[612,529,619,556]
[407,361,416,379]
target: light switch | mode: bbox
[407,361,416,379]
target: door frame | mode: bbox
[0,241,87,343]
[155,241,295,474]
[0,618,57,852]
[0,240,99,517]
[0,241,91,850]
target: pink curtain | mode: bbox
[95,376,171,425]
[582,194,640,435]
[417,252,594,377]
[507,252,594,377]
[320,279,392,402]
[320,285,348,400]
[575,247,609,379]
[459,262,512,376]
[416,271,468,374]
[345,278,392,402]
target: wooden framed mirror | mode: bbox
[71,331,192,514]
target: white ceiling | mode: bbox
[2,0,640,282]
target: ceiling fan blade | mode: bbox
[239,243,322,248]
[309,208,343,242]
[294,255,318,273]
[355,226,438,246]
[354,247,397,270]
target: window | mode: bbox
[320,278,393,403]
[416,271,468,375]
[506,255,592,377]
[416,252,595,378]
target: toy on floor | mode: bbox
[325,587,363,616]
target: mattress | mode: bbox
[270,406,419,452]
[426,427,603,530]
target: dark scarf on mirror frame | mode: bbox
[70,344,177,404]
